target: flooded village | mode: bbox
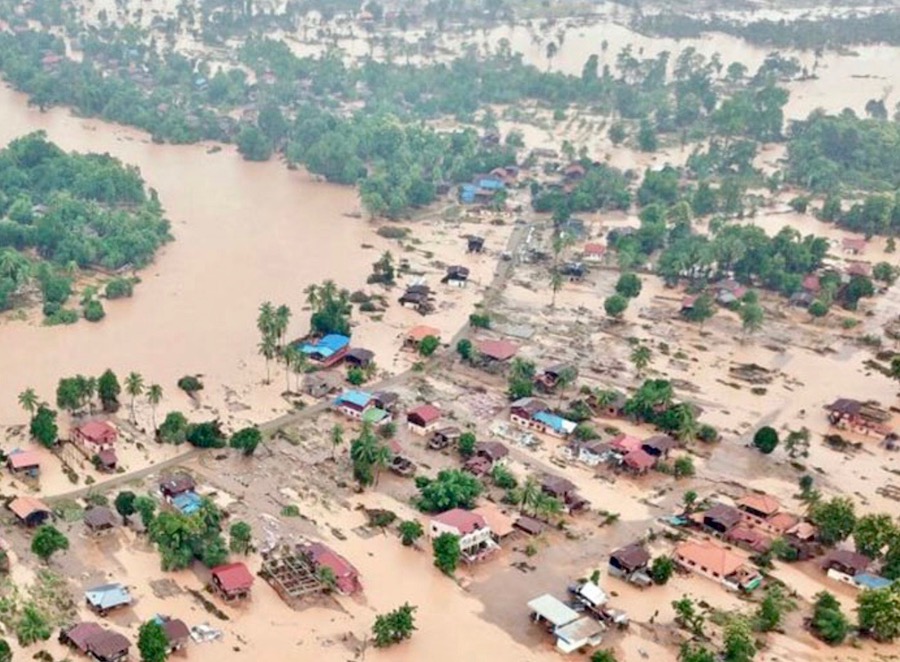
[1,0,900,661]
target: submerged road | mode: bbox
[46,221,531,502]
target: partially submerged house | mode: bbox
[701,503,743,535]
[429,426,461,450]
[842,236,866,255]
[61,623,130,662]
[210,562,254,601]
[83,507,118,536]
[826,398,892,435]
[622,448,656,475]
[674,541,762,592]
[442,265,470,287]
[159,474,195,500]
[404,325,441,351]
[541,475,589,513]
[8,495,51,527]
[334,390,374,420]
[535,363,577,393]
[509,398,576,437]
[344,347,375,369]
[302,371,344,398]
[430,508,498,562]
[73,420,118,453]
[527,594,604,654]
[466,235,485,253]
[85,583,133,616]
[472,503,516,541]
[582,242,606,263]
[297,334,350,368]
[300,542,362,595]
[609,544,652,586]
[821,549,871,584]
[6,449,41,477]
[476,339,519,366]
[158,616,190,653]
[641,435,677,458]
[406,404,443,436]
[399,285,434,314]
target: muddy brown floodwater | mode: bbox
[0,84,367,424]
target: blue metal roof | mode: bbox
[336,390,373,408]
[855,573,892,590]
[300,334,350,358]
[85,583,132,610]
[172,491,202,515]
[533,411,572,433]
[476,178,504,190]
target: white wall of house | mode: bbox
[429,520,493,551]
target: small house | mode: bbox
[334,390,374,419]
[210,562,254,601]
[822,549,870,583]
[344,348,375,369]
[83,507,118,536]
[842,236,866,255]
[535,364,577,393]
[846,261,872,278]
[429,427,461,450]
[73,420,118,453]
[84,630,130,662]
[714,279,747,306]
[96,449,118,472]
[442,265,470,287]
[406,404,443,435]
[527,594,603,654]
[510,397,550,429]
[171,491,202,515]
[85,583,133,615]
[622,448,656,474]
[472,503,516,541]
[372,391,399,412]
[642,435,677,458]
[725,525,772,554]
[608,434,642,458]
[6,449,41,476]
[467,235,485,253]
[532,411,576,438]
[404,325,441,350]
[60,622,105,655]
[300,542,362,595]
[595,392,628,419]
[514,515,545,536]
[541,475,589,512]
[476,339,518,364]
[609,544,651,583]
[399,286,433,312]
[160,474,195,500]
[474,441,509,465]
[159,617,190,653]
[582,243,606,263]
[298,334,350,368]
[563,163,586,181]
[8,495,51,527]
[701,503,743,535]
[736,493,781,522]
[674,541,762,592]
[430,509,498,562]
[576,440,608,467]
[302,371,344,398]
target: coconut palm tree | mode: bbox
[258,335,277,384]
[124,372,144,424]
[330,423,344,462]
[303,283,320,310]
[534,492,564,522]
[274,304,292,347]
[147,384,163,433]
[630,344,652,377]
[18,388,38,422]
[282,344,301,393]
[519,475,541,515]
[257,301,276,338]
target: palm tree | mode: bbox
[147,384,163,433]
[534,492,564,523]
[257,301,275,338]
[550,269,564,308]
[18,388,38,422]
[519,475,541,515]
[124,372,144,424]
[259,335,277,384]
[630,344,652,377]
[330,423,344,462]
[274,304,292,347]
[303,283,320,310]
[0,249,31,290]
[555,366,577,408]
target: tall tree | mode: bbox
[630,344,651,377]
[17,388,38,422]
[330,423,344,462]
[125,372,144,424]
[146,384,163,433]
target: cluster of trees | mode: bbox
[350,421,391,488]
[149,496,230,570]
[371,603,417,648]
[532,162,631,214]
[622,379,713,443]
[638,12,900,50]
[415,469,483,512]
[157,413,254,452]
[256,300,295,386]
[0,133,169,314]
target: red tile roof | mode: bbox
[303,542,360,593]
[623,448,656,472]
[676,540,747,577]
[609,434,642,454]
[211,563,254,593]
[842,236,866,251]
[476,339,518,361]
[737,493,781,517]
[407,404,442,425]
[8,495,51,520]
[431,508,487,535]
[583,242,606,256]
[407,325,441,342]
[76,420,117,445]
[7,450,41,470]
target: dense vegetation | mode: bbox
[0,132,169,315]
[636,12,900,50]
